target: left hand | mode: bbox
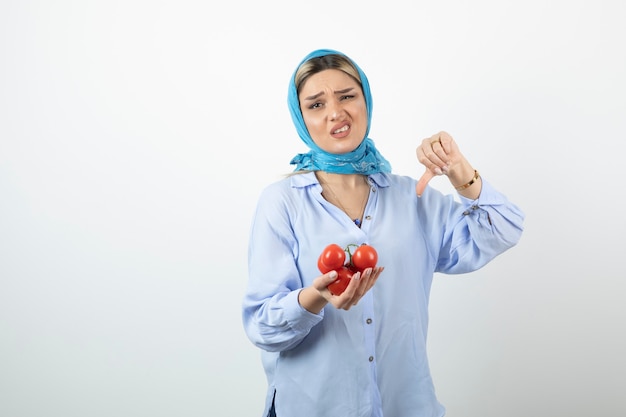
[415,131,477,197]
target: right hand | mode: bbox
[314,266,384,310]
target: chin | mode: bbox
[317,138,363,155]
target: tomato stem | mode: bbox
[345,243,359,264]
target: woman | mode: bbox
[242,48,524,417]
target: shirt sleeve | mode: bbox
[429,177,525,274]
[242,182,323,352]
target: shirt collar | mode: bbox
[290,171,390,189]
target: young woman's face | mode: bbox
[299,69,368,154]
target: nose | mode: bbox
[328,99,344,121]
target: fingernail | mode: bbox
[442,165,449,174]
[329,270,337,278]
[434,167,443,175]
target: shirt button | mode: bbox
[365,215,372,221]
[366,318,372,324]
[368,356,374,362]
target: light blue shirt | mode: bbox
[242,171,524,417]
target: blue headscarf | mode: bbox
[288,49,392,174]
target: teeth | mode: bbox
[333,125,349,134]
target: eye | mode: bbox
[307,102,323,110]
[340,94,355,101]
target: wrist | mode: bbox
[452,169,480,191]
[298,287,328,314]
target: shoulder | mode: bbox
[259,171,317,198]
[370,172,416,193]
[255,172,317,213]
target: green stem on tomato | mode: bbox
[345,243,359,266]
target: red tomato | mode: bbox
[327,266,353,296]
[317,255,333,273]
[318,244,346,273]
[351,244,378,272]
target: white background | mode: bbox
[1,1,624,416]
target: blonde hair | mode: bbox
[294,54,362,96]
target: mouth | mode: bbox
[332,124,350,135]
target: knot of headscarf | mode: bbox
[288,49,391,174]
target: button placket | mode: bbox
[362,181,376,225]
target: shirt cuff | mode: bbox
[283,289,324,333]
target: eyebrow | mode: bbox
[303,87,355,101]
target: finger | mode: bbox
[359,269,377,294]
[367,266,384,285]
[347,271,363,295]
[352,268,372,301]
[416,169,435,197]
[346,268,382,307]
[346,271,364,301]
[314,270,339,291]
[429,139,452,167]
[369,266,384,281]
[332,272,361,310]
[419,142,448,172]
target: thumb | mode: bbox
[322,270,339,285]
[415,169,435,197]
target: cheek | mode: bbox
[303,114,324,136]
[352,104,368,129]
[355,102,368,120]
